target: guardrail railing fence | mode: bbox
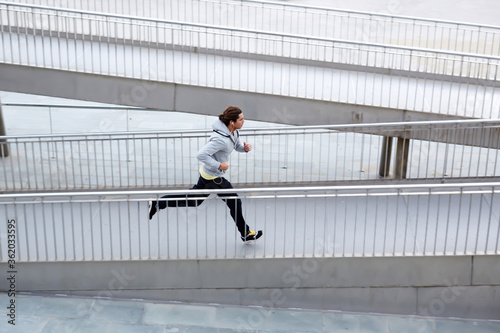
[1,183,499,262]
[1,119,500,191]
[1,2,499,118]
[12,0,500,55]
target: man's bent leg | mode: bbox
[157,176,208,210]
[217,178,250,237]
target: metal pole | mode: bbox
[395,137,410,180]
[0,100,9,157]
[379,136,393,177]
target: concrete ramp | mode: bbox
[3,256,500,320]
[0,63,468,127]
[1,3,499,123]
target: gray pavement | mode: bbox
[2,293,500,333]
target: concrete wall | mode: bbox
[2,255,499,320]
[8,63,500,151]
[0,63,466,128]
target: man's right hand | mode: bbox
[219,162,229,171]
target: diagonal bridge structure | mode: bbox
[0,1,499,124]
[1,0,500,322]
[1,1,500,177]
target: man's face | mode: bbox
[233,113,245,130]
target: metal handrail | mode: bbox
[2,181,499,260]
[1,117,500,190]
[2,181,500,200]
[1,116,500,140]
[2,1,499,60]
[11,0,500,35]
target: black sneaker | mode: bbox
[241,230,263,242]
[148,200,157,220]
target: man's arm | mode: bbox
[235,134,252,153]
[196,138,227,170]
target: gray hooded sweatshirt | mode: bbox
[196,119,247,178]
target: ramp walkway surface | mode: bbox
[3,94,500,193]
[1,293,500,333]
[3,186,500,262]
[1,92,499,262]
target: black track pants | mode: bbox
[156,175,249,237]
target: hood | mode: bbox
[212,119,232,136]
[212,119,231,134]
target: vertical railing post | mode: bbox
[379,136,393,177]
[0,100,10,157]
